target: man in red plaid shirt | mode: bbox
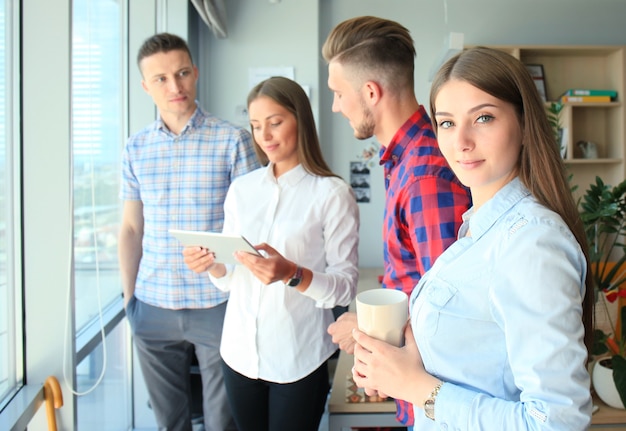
[323,16,471,429]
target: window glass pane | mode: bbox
[0,0,21,407]
[76,319,131,430]
[72,0,123,331]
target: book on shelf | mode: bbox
[561,95,612,103]
[562,89,617,100]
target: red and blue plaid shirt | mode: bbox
[380,107,471,426]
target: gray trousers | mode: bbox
[126,297,235,431]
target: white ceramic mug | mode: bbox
[356,289,408,347]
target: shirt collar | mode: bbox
[155,101,203,135]
[261,163,307,186]
[460,177,530,240]
[379,106,432,164]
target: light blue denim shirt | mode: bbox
[410,177,592,430]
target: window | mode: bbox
[76,318,131,429]
[72,0,125,332]
[0,0,22,409]
[71,1,131,428]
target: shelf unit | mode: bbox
[470,45,626,200]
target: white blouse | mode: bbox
[210,164,360,383]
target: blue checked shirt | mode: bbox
[120,105,260,309]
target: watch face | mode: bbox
[424,399,435,420]
[286,266,302,287]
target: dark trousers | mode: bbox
[126,297,235,431]
[222,360,330,431]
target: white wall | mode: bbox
[22,0,73,428]
[198,0,626,267]
[197,0,320,127]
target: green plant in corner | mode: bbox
[547,101,565,156]
[579,176,626,406]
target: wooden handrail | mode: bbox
[43,376,63,431]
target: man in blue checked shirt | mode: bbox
[119,33,260,431]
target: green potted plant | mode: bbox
[547,101,566,157]
[579,176,626,408]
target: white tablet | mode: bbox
[169,229,261,265]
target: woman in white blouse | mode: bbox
[183,76,359,431]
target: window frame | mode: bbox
[0,0,24,412]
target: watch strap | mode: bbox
[424,381,443,421]
[285,265,303,287]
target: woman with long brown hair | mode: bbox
[350,47,592,430]
[183,76,359,431]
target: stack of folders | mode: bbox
[560,89,618,103]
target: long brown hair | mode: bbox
[430,46,594,354]
[247,76,338,178]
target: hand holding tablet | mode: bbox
[169,229,262,265]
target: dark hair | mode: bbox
[430,46,594,355]
[322,16,415,93]
[137,32,193,69]
[247,76,338,178]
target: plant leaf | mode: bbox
[592,328,610,356]
[613,355,626,408]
